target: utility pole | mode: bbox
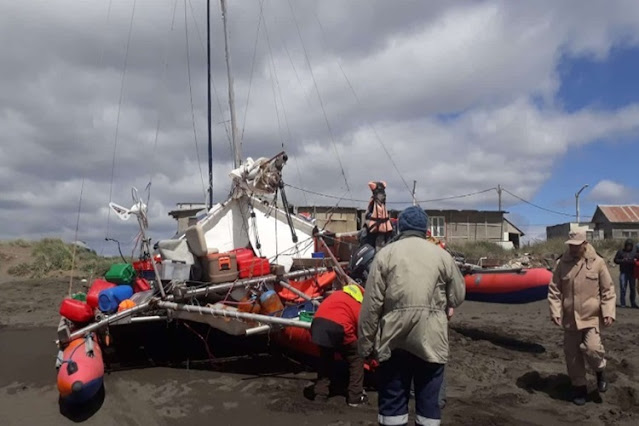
[575,184,589,224]
[497,185,503,242]
[412,180,417,206]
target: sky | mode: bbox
[2,0,639,254]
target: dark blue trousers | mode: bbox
[378,350,444,426]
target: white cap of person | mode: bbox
[565,230,587,245]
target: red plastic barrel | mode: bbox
[87,279,116,309]
[133,277,151,293]
[238,257,270,278]
[59,299,94,323]
[231,248,254,263]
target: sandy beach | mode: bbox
[1,275,638,426]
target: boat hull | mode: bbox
[57,336,104,404]
[464,268,552,304]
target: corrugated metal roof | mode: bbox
[598,205,639,223]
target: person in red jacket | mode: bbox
[310,283,368,407]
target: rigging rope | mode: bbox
[187,0,234,153]
[241,0,265,143]
[148,0,180,204]
[68,178,85,297]
[258,0,308,204]
[310,10,414,200]
[184,0,207,203]
[286,0,351,194]
[106,0,137,239]
[95,0,114,257]
[262,15,287,149]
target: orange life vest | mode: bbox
[366,181,393,234]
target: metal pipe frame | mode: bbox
[170,267,329,301]
[60,267,327,344]
[157,301,311,329]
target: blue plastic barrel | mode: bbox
[98,285,134,314]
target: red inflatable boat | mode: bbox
[272,325,377,371]
[464,267,552,304]
[57,334,104,403]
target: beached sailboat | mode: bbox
[53,0,555,405]
[54,0,354,404]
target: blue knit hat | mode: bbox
[398,206,428,233]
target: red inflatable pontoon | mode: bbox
[57,335,104,404]
[465,267,552,304]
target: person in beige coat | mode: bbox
[358,206,465,426]
[548,230,616,406]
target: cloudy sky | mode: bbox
[2,0,639,253]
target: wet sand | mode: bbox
[1,278,638,425]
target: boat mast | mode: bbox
[207,0,213,209]
[220,0,241,168]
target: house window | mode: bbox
[430,216,445,238]
[621,231,639,239]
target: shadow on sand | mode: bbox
[452,325,546,354]
[103,321,315,376]
[516,371,603,404]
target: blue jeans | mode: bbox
[619,272,636,307]
[378,350,444,426]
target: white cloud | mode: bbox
[2,1,639,253]
[587,180,639,204]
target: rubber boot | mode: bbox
[572,386,587,406]
[597,371,608,393]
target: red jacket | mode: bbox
[314,289,362,345]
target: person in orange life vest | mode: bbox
[362,181,394,249]
[311,283,368,407]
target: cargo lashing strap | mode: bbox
[56,332,96,375]
[84,333,95,358]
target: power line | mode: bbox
[284,183,496,205]
[501,188,576,218]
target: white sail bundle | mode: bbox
[228,154,287,197]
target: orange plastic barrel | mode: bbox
[259,290,284,316]
[117,299,136,312]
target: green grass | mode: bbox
[448,241,508,265]
[5,238,119,279]
[7,239,31,248]
[450,238,623,266]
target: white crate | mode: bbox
[160,260,191,281]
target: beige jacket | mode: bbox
[358,232,466,364]
[548,244,616,330]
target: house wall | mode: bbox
[592,209,639,239]
[427,211,506,242]
[547,223,571,240]
[297,207,358,234]
[547,223,601,241]
[610,224,639,239]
